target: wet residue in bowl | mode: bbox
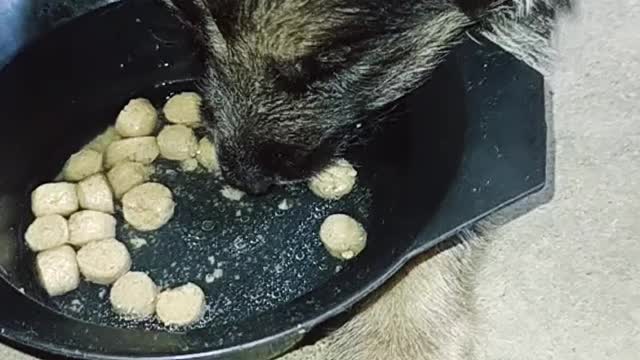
[49,159,371,331]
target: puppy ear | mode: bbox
[161,0,228,55]
[351,9,471,111]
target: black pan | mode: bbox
[0,1,548,359]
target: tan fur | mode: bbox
[478,0,572,74]
[243,1,358,62]
[281,230,487,360]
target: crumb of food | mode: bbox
[277,198,293,210]
[180,158,199,172]
[69,299,84,312]
[220,186,245,201]
[129,237,148,249]
[204,268,224,284]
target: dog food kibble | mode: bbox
[196,137,220,173]
[36,245,80,296]
[25,215,69,252]
[62,149,103,181]
[163,92,202,127]
[319,214,367,260]
[308,159,357,200]
[157,124,198,161]
[107,161,152,199]
[104,137,159,168]
[86,126,122,153]
[68,210,117,247]
[220,186,245,201]
[122,183,175,231]
[156,283,206,327]
[76,238,131,285]
[77,174,114,214]
[110,271,158,320]
[180,158,199,172]
[31,182,79,217]
[115,98,158,137]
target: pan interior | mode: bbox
[0,0,465,356]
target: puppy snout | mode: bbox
[241,179,272,195]
[224,173,273,195]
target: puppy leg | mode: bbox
[283,230,486,360]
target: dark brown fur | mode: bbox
[163,0,569,193]
[162,0,571,193]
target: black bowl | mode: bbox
[0,1,548,359]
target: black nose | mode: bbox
[242,180,272,195]
[224,175,272,195]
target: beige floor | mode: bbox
[475,1,640,359]
[2,0,639,359]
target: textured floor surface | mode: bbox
[475,1,640,358]
[2,0,639,359]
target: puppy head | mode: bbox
[169,0,468,193]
